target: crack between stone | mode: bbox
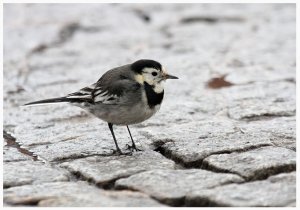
[3,130,39,161]
[234,112,296,122]
[153,141,277,180]
[18,22,102,86]
[180,15,245,25]
[58,151,177,206]
[5,198,41,207]
[115,178,245,207]
[51,153,113,164]
[61,165,153,192]
[182,179,252,207]
[115,184,182,207]
[47,112,91,124]
[28,22,101,56]
[201,161,296,182]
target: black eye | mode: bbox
[152,72,158,76]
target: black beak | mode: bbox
[165,74,179,80]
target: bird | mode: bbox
[24,59,178,155]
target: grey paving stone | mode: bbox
[4,181,164,207]
[4,161,69,188]
[135,117,239,151]
[61,150,175,187]
[8,117,147,161]
[12,107,95,142]
[156,131,272,167]
[239,116,296,150]
[228,97,295,120]
[202,146,296,180]
[28,135,115,162]
[139,117,238,141]
[115,169,244,206]
[185,172,296,207]
[218,81,296,120]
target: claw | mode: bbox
[125,144,143,152]
[110,149,132,156]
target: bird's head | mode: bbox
[131,59,178,92]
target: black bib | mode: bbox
[144,82,164,108]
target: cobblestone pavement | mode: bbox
[3,4,296,207]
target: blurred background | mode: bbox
[4,4,296,125]
[3,4,296,207]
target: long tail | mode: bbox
[23,97,71,106]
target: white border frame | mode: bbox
[1,1,298,209]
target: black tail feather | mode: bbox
[23,97,70,106]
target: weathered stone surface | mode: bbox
[225,66,295,85]
[6,116,147,161]
[139,117,237,141]
[61,150,175,187]
[185,172,296,207]
[8,110,103,147]
[4,161,69,188]
[4,181,164,207]
[28,134,115,162]
[3,146,31,162]
[239,116,296,150]
[227,97,295,120]
[115,169,244,206]
[219,80,295,103]
[6,114,154,161]
[135,116,239,151]
[156,131,272,167]
[202,146,296,180]
[216,81,296,120]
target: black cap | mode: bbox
[131,59,162,73]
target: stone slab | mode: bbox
[4,181,164,207]
[185,172,296,207]
[115,169,244,206]
[157,131,272,167]
[4,161,69,188]
[202,146,296,180]
[61,150,175,187]
[228,97,295,120]
[239,116,296,151]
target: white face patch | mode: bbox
[142,67,158,86]
[140,67,165,93]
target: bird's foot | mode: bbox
[110,149,132,156]
[125,144,143,152]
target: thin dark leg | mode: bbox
[127,126,136,149]
[126,126,142,151]
[108,123,122,154]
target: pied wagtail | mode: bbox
[24,59,178,155]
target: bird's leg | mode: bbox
[126,125,143,152]
[108,123,123,155]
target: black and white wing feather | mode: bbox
[23,84,96,106]
[91,79,141,105]
[24,65,141,106]
[66,71,141,105]
[65,83,96,103]
[90,66,142,105]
